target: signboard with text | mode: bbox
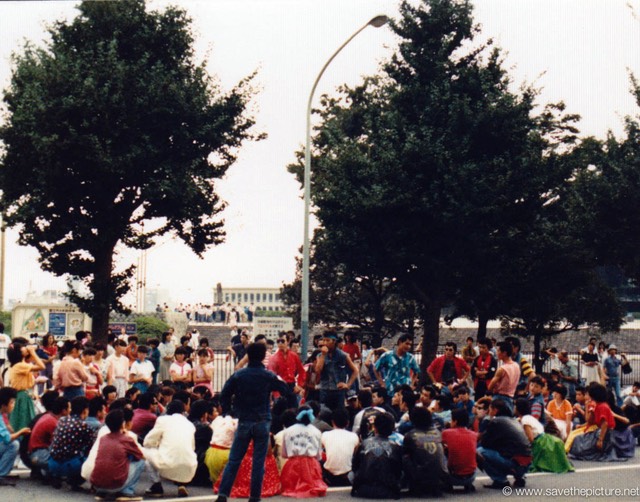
[252,317,293,339]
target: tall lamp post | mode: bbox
[301,14,388,357]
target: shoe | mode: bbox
[116,495,142,501]
[216,496,228,502]
[50,477,63,489]
[177,486,188,498]
[0,477,17,486]
[484,480,510,490]
[513,478,526,488]
[464,484,476,493]
[248,498,261,502]
[145,482,164,497]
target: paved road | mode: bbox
[5,453,640,502]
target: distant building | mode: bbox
[144,287,172,312]
[215,286,284,312]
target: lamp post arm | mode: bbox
[301,17,387,358]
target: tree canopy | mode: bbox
[0,0,261,341]
[288,0,624,371]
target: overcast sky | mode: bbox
[0,0,638,308]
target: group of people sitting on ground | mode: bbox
[1,326,639,499]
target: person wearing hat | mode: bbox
[603,344,628,406]
[315,331,359,412]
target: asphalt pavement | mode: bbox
[5,452,640,502]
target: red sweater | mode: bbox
[91,432,144,489]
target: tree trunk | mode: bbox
[533,329,543,374]
[88,245,116,345]
[477,311,489,339]
[372,304,384,348]
[420,300,441,386]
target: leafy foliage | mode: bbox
[135,315,169,341]
[0,1,261,341]
[288,0,623,371]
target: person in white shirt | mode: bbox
[143,400,197,498]
[106,340,130,398]
[321,408,359,486]
[129,346,155,393]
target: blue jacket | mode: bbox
[220,362,291,421]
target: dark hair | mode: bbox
[515,398,531,417]
[372,386,388,400]
[75,331,88,342]
[137,345,149,354]
[162,332,172,343]
[247,342,267,363]
[105,409,125,433]
[42,333,56,348]
[172,390,192,406]
[530,375,545,387]
[109,398,130,411]
[451,407,469,427]
[397,334,412,345]
[553,385,568,399]
[296,405,314,425]
[115,340,127,348]
[188,399,213,421]
[505,336,521,350]
[83,347,97,356]
[281,409,298,429]
[466,337,474,343]
[400,390,418,411]
[587,382,607,403]
[0,387,18,407]
[102,385,117,399]
[254,334,266,343]
[331,408,350,429]
[196,348,209,357]
[497,341,513,358]
[575,385,586,394]
[125,387,140,401]
[136,393,156,410]
[373,412,395,437]
[435,394,452,411]
[478,338,492,349]
[7,339,26,365]
[70,396,90,416]
[89,397,106,417]
[199,338,210,346]
[147,338,160,348]
[490,398,513,417]
[358,389,373,408]
[51,396,70,415]
[410,405,432,429]
[445,341,457,353]
[94,342,106,352]
[40,390,59,412]
[167,400,186,415]
[128,336,139,344]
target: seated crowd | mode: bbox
[0,329,639,500]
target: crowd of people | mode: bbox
[0,322,639,500]
[170,303,256,324]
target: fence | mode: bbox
[207,350,639,393]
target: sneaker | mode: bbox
[116,496,142,501]
[464,484,476,493]
[0,477,17,486]
[177,486,188,498]
[484,480,510,490]
[215,496,228,502]
[513,478,526,488]
[145,482,164,497]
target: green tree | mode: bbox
[569,77,640,283]
[280,230,419,347]
[290,0,593,375]
[135,316,169,341]
[0,1,261,342]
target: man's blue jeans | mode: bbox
[607,377,622,407]
[95,459,145,496]
[0,439,19,476]
[218,420,270,499]
[477,446,529,483]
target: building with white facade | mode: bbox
[216,287,284,311]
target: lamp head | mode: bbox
[368,15,389,28]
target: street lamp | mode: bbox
[301,14,389,357]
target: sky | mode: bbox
[0,0,638,309]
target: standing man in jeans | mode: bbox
[216,343,292,502]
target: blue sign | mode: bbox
[109,322,137,337]
[49,313,67,338]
